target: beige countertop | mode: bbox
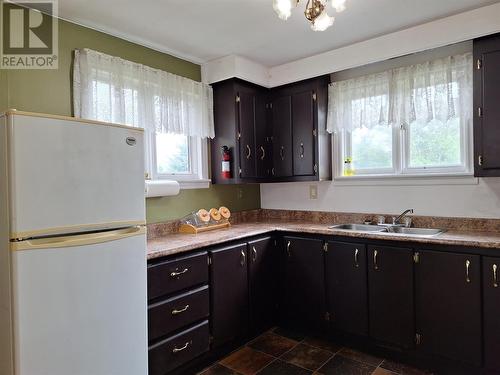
[147,221,500,260]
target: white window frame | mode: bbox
[334,118,473,181]
[145,131,210,190]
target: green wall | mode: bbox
[2,18,261,223]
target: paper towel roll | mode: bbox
[145,180,180,197]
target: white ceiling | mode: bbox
[59,0,500,66]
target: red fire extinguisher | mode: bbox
[221,146,231,179]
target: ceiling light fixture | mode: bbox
[273,0,347,31]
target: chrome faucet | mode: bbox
[392,209,414,226]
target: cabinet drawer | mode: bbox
[148,252,208,300]
[148,320,209,375]
[149,285,209,342]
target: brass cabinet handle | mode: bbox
[240,249,246,266]
[466,260,471,283]
[271,167,275,176]
[354,248,360,268]
[172,341,191,353]
[300,143,304,158]
[252,246,257,262]
[373,250,379,270]
[287,241,291,257]
[172,304,190,315]
[280,146,285,160]
[493,264,498,288]
[260,146,266,160]
[170,268,188,278]
[246,145,251,159]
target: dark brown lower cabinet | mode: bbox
[368,245,415,349]
[209,243,249,347]
[326,241,368,336]
[281,236,326,331]
[248,237,278,335]
[483,256,500,371]
[415,251,481,366]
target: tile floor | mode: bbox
[199,327,432,375]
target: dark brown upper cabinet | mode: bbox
[271,94,293,177]
[211,76,331,184]
[270,76,331,182]
[211,79,270,184]
[474,33,500,177]
[415,251,481,366]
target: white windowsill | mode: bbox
[332,173,478,186]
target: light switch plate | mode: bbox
[309,185,318,200]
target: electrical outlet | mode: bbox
[309,185,318,200]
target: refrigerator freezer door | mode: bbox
[7,114,145,239]
[11,231,148,375]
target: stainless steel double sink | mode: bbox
[329,223,445,237]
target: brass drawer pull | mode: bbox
[171,304,190,315]
[172,341,191,353]
[300,143,304,158]
[240,249,246,266]
[246,144,252,159]
[170,268,188,278]
[493,264,498,288]
[466,260,471,283]
[287,240,291,257]
[373,250,379,270]
[280,146,285,160]
[252,246,257,262]
[354,248,359,268]
[260,146,265,160]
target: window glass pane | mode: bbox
[156,133,190,174]
[351,125,393,170]
[408,118,461,168]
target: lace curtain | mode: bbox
[73,48,215,139]
[327,52,473,133]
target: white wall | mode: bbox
[260,178,500,219]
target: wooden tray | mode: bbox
[179,222,231,234]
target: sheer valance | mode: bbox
[73,48,215,138]
[327,52,473,133]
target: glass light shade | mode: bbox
[311,11,334,31]
[273,0,295,20]
[331,0,347,12]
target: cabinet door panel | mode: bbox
[255,95,271,178]
[282,236,326,331]
[480,50,500,170]
[237,91,256,178]
[272,95,293,177]
[292,90,315,176]
[368,245,414,349]
[326,241,368,336]
[248,237,277,335]
[415,251,481,366]
[483,256,500,371]
[210,243,248,347]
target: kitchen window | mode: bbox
[73,48,214,191]
[328,52,473,179]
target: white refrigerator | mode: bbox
[0,111,148,375]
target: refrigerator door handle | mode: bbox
[11,226,146,251]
